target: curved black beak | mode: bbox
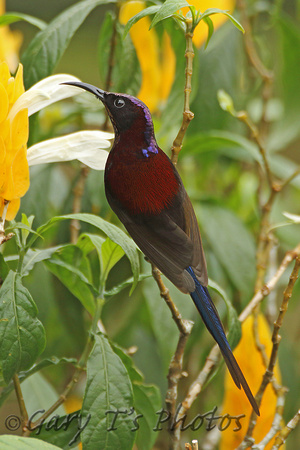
[61,81,105,101]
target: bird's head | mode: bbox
[62,82,154,139]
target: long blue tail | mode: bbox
[186,267,259,416]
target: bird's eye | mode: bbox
[114,98,125,108]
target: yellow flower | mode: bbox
[0,62,28,221]
[0,0,22,71]
[0,64,113,223]
[181,0,236,48]
[220,313,283,449]
[119,1,176,112]
[119,1,235,111]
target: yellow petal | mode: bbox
[0,137,6,190]
[10,108,29,150]
[0,0,5,15]
[120,1,161,112]
[11,145,30,198]
[64,395,82,414]
[0,117,10,146]
[11,63,25,104]
[160,32,176,102]
[182,0,236,48]
[220,313,282,449]
[0,197,20,221]
[0,61,10,86]
[0,163,14,199]
[0,81,9,123]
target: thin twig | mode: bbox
[280,167,300,191]
[237,111,273,190]
[239,243,300,322]
[24,297,104,435]
[236,0,273,82]
[192,440,199,450]
[13,374,28,431]
[272,409,300,449]
[70,165,90,244]
[150,263,193,449]
[176,244,300,420]
[180,344,220,416]
[171,18,194,165]
[0,200,14,245]
[238,256,300,447]
[251,388,287,450]
[103,4,119,130]
[151,264,191,336]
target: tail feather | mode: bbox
[186,267,260,416]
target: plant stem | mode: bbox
[176,243,300,420]
[70,165,90,244]
[13,374,28,431]
[103,4,119,130]
[238,257,300,447]
[24,296,104,435]
[0,200,14,245]
[272,408,300,449]
[171,18,195,165]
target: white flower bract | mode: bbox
[27,130,114,169]
[9,74,83,120]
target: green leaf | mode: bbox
[196,204,256,297]
[21,214,35,247]
[183,130,263,165]
[208,279,241,349]
[44,245,97,315]
[133,384,161,450]
[200,9,244,33]
[123,5,161,37]
[0,435,61,449]
[78,233,125,287]
[5,222,42,240]
[0,254,9,282]
[0,271,46,383]
[22,246,64,277]
[100,238,125,284]
[0,12,47,29]
[37,214,140,293]
[203,16,214,49]
[31,411,83,449]
[81,333,135,450]
[0,357,76,408]
[150,0,189,29]
[110,343,144,383]
[105,274,150,297]
[217,89,237,116]
[98,12,141,95]
[21,0,116,89]
[22,372,65,418]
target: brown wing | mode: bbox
[106,183,208,293]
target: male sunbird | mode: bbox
[63,81,259,416]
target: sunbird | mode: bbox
[63,81,259,416]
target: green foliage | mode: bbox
[81,333,135,449]
[1,0,299,448]
[0,435,61,449]
[0,271,46,383]
[21,0,117,89]
[44,245,97,314]
[0,12,46,29]
[98,11,142,94]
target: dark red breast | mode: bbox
[104,144,180,216]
